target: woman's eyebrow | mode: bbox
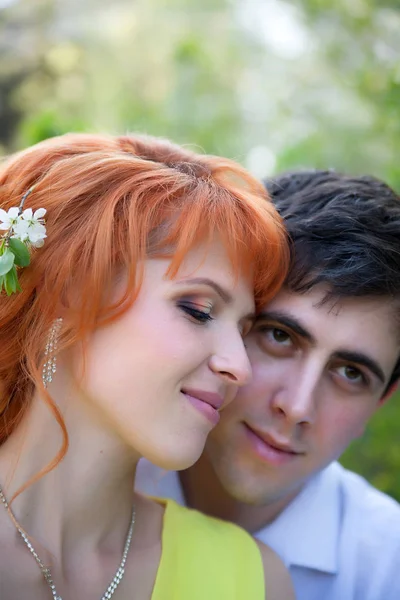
[174,277,233,303]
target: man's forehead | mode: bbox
[260,285,396,320]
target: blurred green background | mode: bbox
[1,0,399,500]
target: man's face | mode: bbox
[204,285,400,505]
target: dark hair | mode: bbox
[264,169,400,392]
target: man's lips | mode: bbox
[243,423,304,465]
[182,388,225,426]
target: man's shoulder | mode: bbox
[334,462,400,524]
[257,462,400,598]
[333,463,400,567]
[332,464,400,598]
[257,462,399,557]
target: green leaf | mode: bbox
[11,266,21,293]
[0,249,15,276]
[8,238,30,267]
[4,266,20,296]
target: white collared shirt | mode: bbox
[136,460,400,600]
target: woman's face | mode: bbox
[77,238,255,470]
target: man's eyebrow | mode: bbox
[333,350,386,384]
[256,311,388,383]
[175,277,233,303]
[255,310,316,343]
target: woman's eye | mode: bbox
[336,365,365,384]
[178,302,213,324]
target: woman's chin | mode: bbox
[142,441,206,472]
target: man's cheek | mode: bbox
[317,413,361,454]
[337,416,369,445]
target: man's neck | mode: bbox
[179,455,299,534]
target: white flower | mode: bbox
[1,204,47,246]
[12,219,30,242]
[21,207,47,223]
[0,207,21,230]
[27,223,47,247]
[13,216,47,247]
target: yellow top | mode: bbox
[151,498,265,599]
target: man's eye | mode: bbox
[270,328,292,345]
[255,325,293,347]
[337,365,365,384]
[178,302,213,324]
[253,324,296,356]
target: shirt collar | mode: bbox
[256,462,343,573]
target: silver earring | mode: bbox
[42,318,63,388]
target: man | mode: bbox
[136,170,400,600]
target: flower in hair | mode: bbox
[13,208,47,247]
[0,187,47,295]
[0,206,21,231]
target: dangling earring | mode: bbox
[42,318,63,388]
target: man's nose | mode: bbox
[270,363,320,426]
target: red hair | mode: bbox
[0,133,288,483]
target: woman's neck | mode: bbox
[0,373,139,561]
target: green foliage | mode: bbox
[0,246,15,276]
[9,237,31,267]
[341,392,400,501]
[0,240,28,295]
[2,265,21,295]
[18,109,87,147]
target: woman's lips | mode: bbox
[182,389,224,426]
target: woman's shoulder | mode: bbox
[152,499,295,600]
[171,501,295,599]
[164,497,260,549]
[255,540,295,600]
[154,498,265,599]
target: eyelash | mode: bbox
[257,325,294,345]
[177,302,214,324]
[335,365,369,386]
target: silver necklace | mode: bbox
[0,485,135,600]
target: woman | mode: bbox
[0,133,293,599]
